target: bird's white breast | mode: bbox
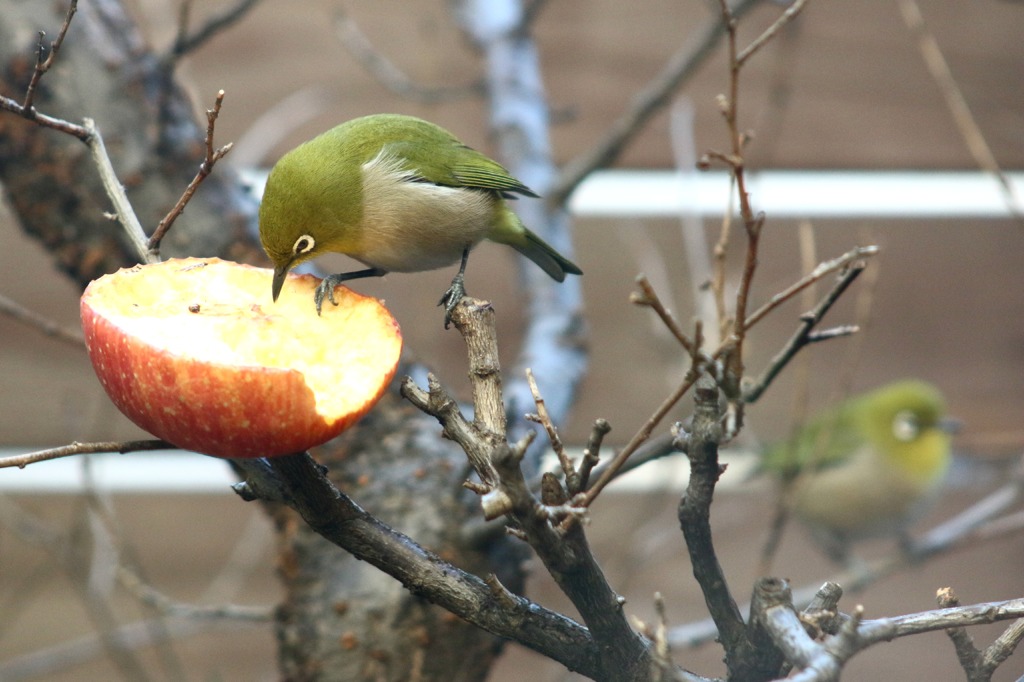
[354,151,497,272]
[793,445,939,537]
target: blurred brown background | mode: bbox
[1,1,1022,680]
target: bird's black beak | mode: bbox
[272,265,289,302]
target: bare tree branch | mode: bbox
[550,0,764,207]
[575,418,610,493]
[0,440,174,470]
[148,89,233,257]
[743,245,878,332]
[678,374,767,680]
[0,617,263,682]
[743,261,869,404]
[981,617,1024,678]
[937,587,987,680]
[631,275,701,356]
[896,0,1024,225]
[234,452,609,679]
[1,0,262,286]
[334,8,483,104]
[669,460,1024,649]
[84,118,156,262]
[116,564,272,622]
[1,4,179,265]
[21,0,78,114]
[402,296,704,680]
[0,293,86,348]
[525,368,576,489]
[169,0,263,59]
[580,371,699,507]
[736,0,810,66]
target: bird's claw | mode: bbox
[314,275,343,316]
[438,273,466,329]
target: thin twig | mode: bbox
[937,587,984,680]
[549,0,763,207]
[0,0,88,141]
[805,325,859,343]
[896,0,1023,226]
[576,418,611,493]
[117,565,272,622]
[743,262,868,404]
[170,0,264,58]
[0,95,89,139]
[147,90,233,257]
[743,245,879,332]
[84,119,153,262]
[631,276,698,355]
[980,617,1024,677]
[524,368,574,489]
[334,8,483,104]
[736,0,810,66]
[21,0,78,113]
[0,294,86,348]
[857,598,1024,647]
[580,371,699,507]
[704,0,778,424]
[5,30,154,264]
[0,440,174,470]
[579,269,719,508]
[586,432,683,492]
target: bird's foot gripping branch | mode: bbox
[80,257,402,459]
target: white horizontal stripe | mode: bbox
[0,448,760,494]
[567,170,1024,219]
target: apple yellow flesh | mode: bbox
[80,257,402,458]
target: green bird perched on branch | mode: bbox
[763,380,957,564]
[258,114,582,326]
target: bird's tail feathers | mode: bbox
[511,230,583,282]
[493,212,582,282]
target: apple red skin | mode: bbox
[80,295,390,459]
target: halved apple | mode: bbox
[80,257,402,458]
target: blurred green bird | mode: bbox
[763,380,956,563]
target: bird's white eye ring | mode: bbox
[892,410,920,442]
[293,235,315,256]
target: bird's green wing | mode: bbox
[762,401,867,477]
[451,150,539,198]
[348,114,537,197]
[383,139,538,198]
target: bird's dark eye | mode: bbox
[292,235,315,255]
[892,410,920,442]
